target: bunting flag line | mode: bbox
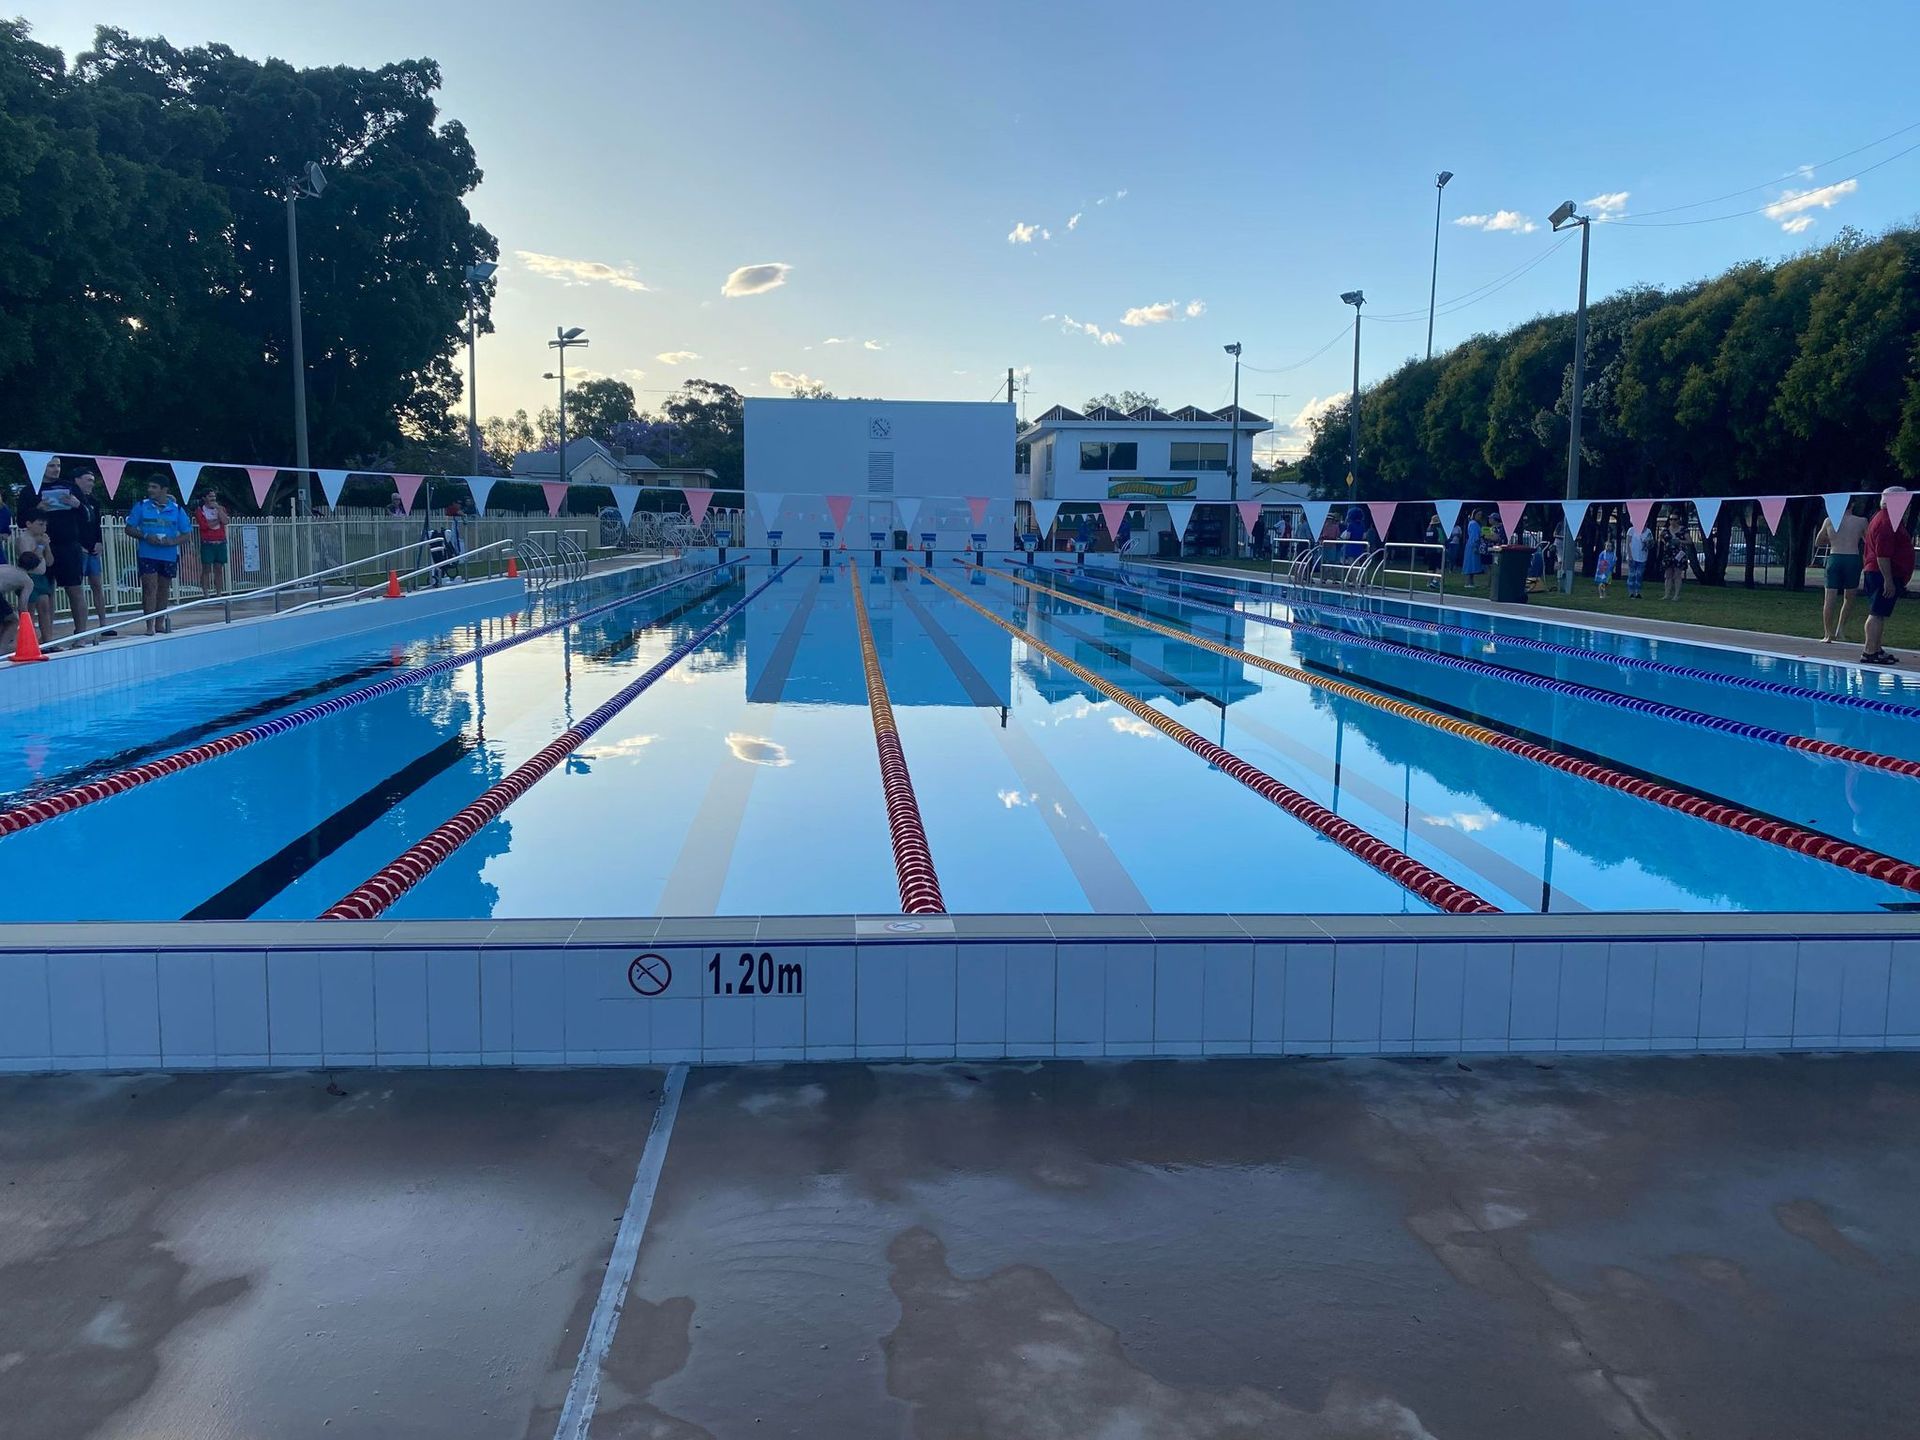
[1626,498,1654,533]
[1302,499,1334,538]
[1758,495,1788,534]
[319,469,354,509]
[1888,489,1914,530]
[1165,500,1196,536]
[466,475,497,515]
[390,473,422,514]
[965,495,990,529]
[95,456,129,499]
[894,496,921,534]
[1236,500,1263,537]
[1098,500,1131,538]
[751,491,785,523]
[244,466,278,507]
[172,461,204,499]
[540,481,569,517]
[607,483,641,525]
[1495,499,1527,536]
[1693,496,1723,534]
[1033,498,1064,536]
[15,451,55,492]
[1823,492,1855,529]
[1560,499,1590,539]
[1365,500,1397,538]
[822,493,849,530]
[1433,498,1464,535]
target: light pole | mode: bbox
[1549,202,1591,501]
[1340,290,1365,500]
[464,262,497,475]
[285,161,326,526]
[547,326,589,500]
[1427,171,1453,361]
[1224,342,1242,554]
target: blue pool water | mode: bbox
[5,554,1920,921]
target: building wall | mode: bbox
[1029,424,1260,503]
[744,398,1016,550]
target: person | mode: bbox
[1526,538,1546,593]
[387,492,406,516]
[1557,518,1576,594]
[1594,543,1615,598]
[1859,487,1914,666]
[1660,516,1692,602]
[1462,509,1485,590]
[13,513,55,641]
[125,477,192,634]
[1626,515,1651,599]
[1250,512,1268,560]
[37,460,94,639]
[443,504,465,581]
[194,493,231,595]
[0,551,41,652]
[1816,498,1869,644]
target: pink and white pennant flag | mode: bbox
[318,469,353,508]
[1560,499,1590,538]
[466,476,496,514]
[1237,500,1263,536]
[1822,492,1855,529]
[821,493,849,531]
[894,496,921,534]
[392,473,424,514]
[1757,495,1788,534]
[1887,489,1914,529]
[94,456,129,499]
[541,481,569,517]
[245,466,279,506]
[607,483,641,525]
[1626,498,1655,533]
[1496,500,1527,537]
[1033,498,1064,536]
[965,495,990,529]
[1433,498,1463,535]
[1692,496,1723,534]
[1165,501,1196,536]
[13,451,55,491]
[171,461,204,499]
[1098,501,1130,537]
[1302,499,1335,537]
[1365,500,1397,537]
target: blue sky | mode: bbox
[20,0,1920,461]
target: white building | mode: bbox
[1019,403,1273,553]
[511,436,719,492]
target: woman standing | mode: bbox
[1660,517,1693,601]
[1462,509,1485,590]
[1815,499,1868,643]
[195,494,231,595]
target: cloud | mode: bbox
[1584,191,1630,215]
[1109,716,1156,738]
[1008,221,1047,244]
[1453,210,1538,234]
[1185,299,1206,318]
[821,336,850,345]
[1762,178,1857,231]
[514,250,650,292]
[768,370,823,391]
[726,733,791,767]
[721,262,792,297]
[1122,298,1207,327]
[1051,314,1123,346]
[1067,212,1083,230]
[863,339,884,351]
[655,350,700,365]
[1260,392,1349,460]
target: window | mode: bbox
[1078,441,1139,471]
[1169,442,1228,471]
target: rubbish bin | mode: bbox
[1493,544,1534,603]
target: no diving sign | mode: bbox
[627,953,671,996]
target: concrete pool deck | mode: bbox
[3,1053,1916,1437]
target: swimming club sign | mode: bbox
[1108,478,1197,499]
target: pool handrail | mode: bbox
[280,538,517,614]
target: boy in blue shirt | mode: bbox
[125,476,192,634]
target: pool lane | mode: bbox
[985,565,1917,914]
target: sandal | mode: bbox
[1861,650,1900,665]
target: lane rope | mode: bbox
[1120,560,1920,720]
[990,562,1920,897]
[1074,566,1920,781]
[846,567,945,913]
[0,561,730,841]
[922,564,1499,914]
[323,560,798,919]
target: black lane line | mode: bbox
[745,572,823,702]
[184,735,479,920]
[586,578,738,664]
[1,657,402,807]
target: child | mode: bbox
[13,515,55,641]
[0,552,41,652]
[1594,545,1615,598]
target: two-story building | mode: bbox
[1018,402,1273,553]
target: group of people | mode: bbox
[1817,488,1913,665]
[1,461,235,651]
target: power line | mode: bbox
[1620,119,1920,220]
[1366,233,1575,323]
[1239,322,1354,374]
[1611,137,1920,228]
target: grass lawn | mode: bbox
[1162,554,1920,654]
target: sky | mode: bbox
[18,0,1920,463]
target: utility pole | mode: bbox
[1340,291,1365,499]
[1549,202,1592,501]
[1007,367,1015,406]
[1428,171,1453,361]
[1224,343,1243,554]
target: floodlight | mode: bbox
[1549,200,1578,230]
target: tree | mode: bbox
[1082,391,1160,414]
[563,377,638,442]
[0,21,496,465]
[660,379,744,488]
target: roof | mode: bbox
[1019,401,1270,442]
[511,439,716,484]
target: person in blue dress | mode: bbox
[1462,509,1485,590]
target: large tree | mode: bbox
[0,21,495,470]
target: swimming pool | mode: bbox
[5,553,1919,921]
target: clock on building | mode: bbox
[869,418,892,439]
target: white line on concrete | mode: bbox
[553,1063,688,1440]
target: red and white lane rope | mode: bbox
[322,560,795,920]
[846,566,945,914]
[0,561,731,841]
[990,563,1920,897]
[922,565,1498,914]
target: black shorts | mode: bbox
[1863,570,1903,619]
[49,543,85,588]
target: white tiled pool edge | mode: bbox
[1,915,1915,1072]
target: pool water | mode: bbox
[5,555,1919,921]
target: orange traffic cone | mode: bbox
[384,569,402,599]
[506,555,519,578]
[11,609,48,663]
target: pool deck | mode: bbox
[4,1052,1916,1438]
